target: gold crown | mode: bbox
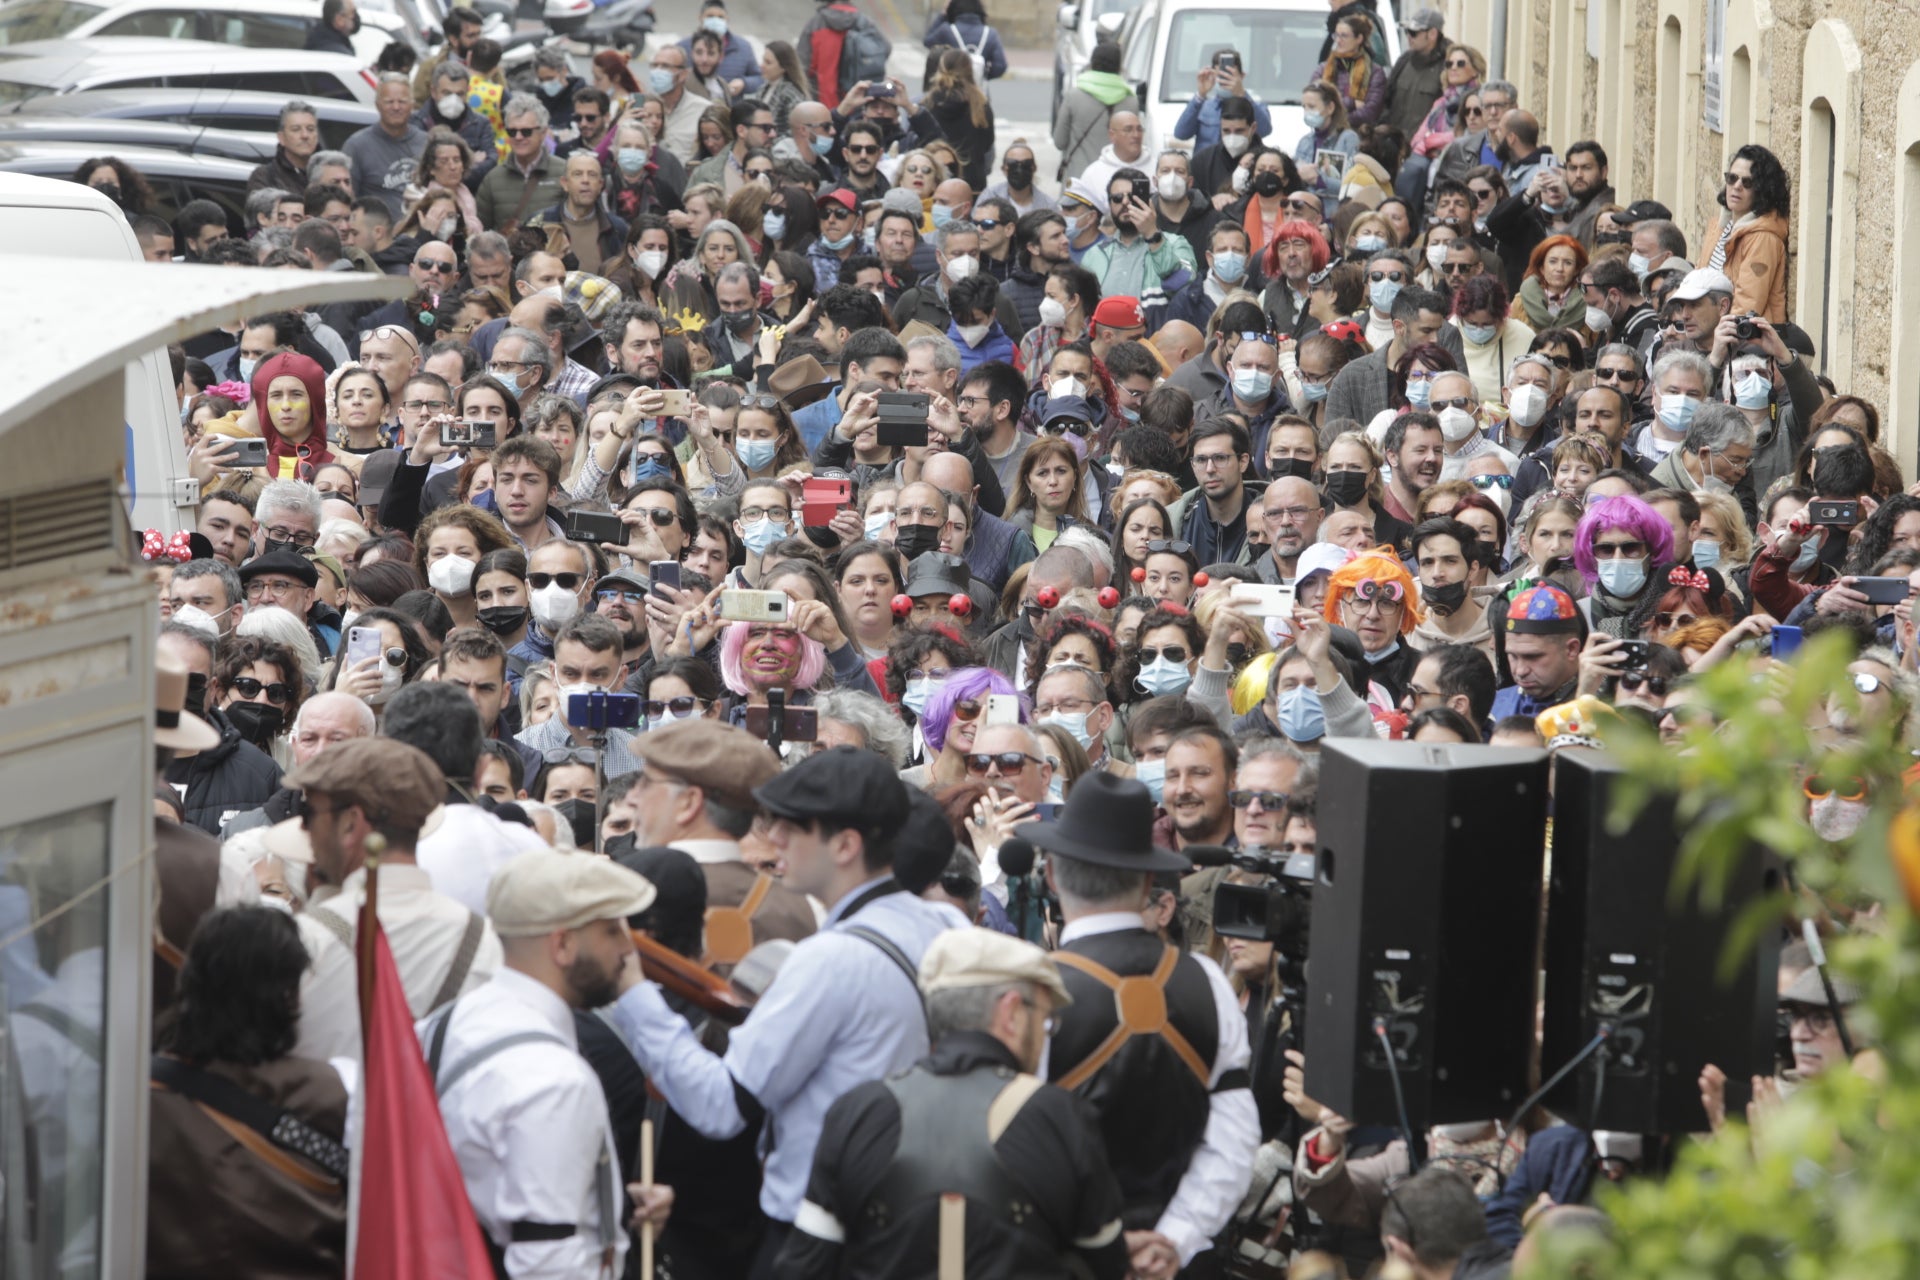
[667,305,707,337]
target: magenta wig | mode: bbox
[718,621,828,696]
[1572,494,1674,584]
[920,665,1022,755]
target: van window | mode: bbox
[95,9,193,37]
[0,0,106,46]
[1160,10,1323,107]
[162,70,355,101]
[208,13,306,49]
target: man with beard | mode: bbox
[1254,476,1325,586]
[427,847,665,1277]
[1382,411,1446,527]
[1158,724,1238,854]
[284,738,503,1061]
[591,567,651,673]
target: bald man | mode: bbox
[776,101,837,182]
[1080,109,1155,203]
[921,450,1037,593]
[1259,477,1325,584]
[1152,320,1205,375]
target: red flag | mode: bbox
[354,902,496,1279]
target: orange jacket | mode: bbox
[1703,210,1789,323]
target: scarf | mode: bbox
[1321,54,1372,112]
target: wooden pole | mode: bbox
[938,1193,964,1280]
[356,832,386,1046]
[639,1117,655,1280]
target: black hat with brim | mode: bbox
[1014,770,1190,872]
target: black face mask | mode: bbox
[1423,579,1470,616]
[1323,471,1368,507]
[1268,456,1316,482]
[1006,160,1035,188]
[724,308,758,335]
[478,604,529,635]
[91,181,122,206]
[184,671,210,716]
[224,700,284,747]
[552,797,599,850]
[1251,171,1285,199]
[894,523,941,562]
[262,538,305,559]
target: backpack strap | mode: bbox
[1050,944,1210,1090]
[428,911,487,1013]
[150,1054,350,1186]
[703,872,774,967]
[844,923,929,1031]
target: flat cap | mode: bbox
[630,719,780,811]
[284,737,445,832]
[919,928,1073,1007]
[755,744,910,835]
[239,548,319,587]
[488,848,658,937]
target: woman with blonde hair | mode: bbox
[1343,209,1398,257]
[924,48,994,190]
[893,148,949,230]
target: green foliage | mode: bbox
[1521,633,1920,1278]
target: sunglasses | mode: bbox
[231,676,293,704]
[844,143,880,155]
[1853,671,1886,695]
[1237,331,1279,346]
[1368,270,1407,283]
[1136,645,1189,664]
[746,168,773,179]
[529,572,585,591]
[627,507,679,526]
[1652,612,1698,631]
[415,259,458,274]
[1041,419,1091,438]
[1617,672,1669,696]
[740,393,784,410]
[975,217,1003,231]
[1441,262,1478,275]
[1471,474,1514,490]
[950,697,984,722]
[505,126,540,139]
[1724,171,1756,189]
[597,588,646,604]
[1430,395,1477,410]
[645,696,706,719]
[964,751,1040,774]
[819,205,855,220]
[1804,775,1868,801]
[1144,539,1194,557]
[1229,789,1288,810]
[1536,354,1573,369]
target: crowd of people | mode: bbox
[77,0,1903,1276]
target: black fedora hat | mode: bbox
[1015,771,1190,872]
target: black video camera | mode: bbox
[1212,848,1316,957]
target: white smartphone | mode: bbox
[984,693,1021,726]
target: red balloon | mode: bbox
[1130,566,1146,583]
[1097,585,1120,609]
[890,594,913,617]
[1036,585,1061,609]
[948,593,973,616]
[1193,572,1210,587]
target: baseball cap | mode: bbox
[1668,267,1736,303]
[1612,200,1673,226]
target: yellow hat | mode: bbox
[918,927,1073,1007]
[1535,695,1616,750]
[487,848,657,937]
[1232,651,1280,717]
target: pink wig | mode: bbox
[718,621,828,696]
[1572,495,1674,585]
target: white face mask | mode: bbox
[1438,406,1480,442]
[1051,375,1087,400]
[436,93,466,118]
[944,253,978,283]
[531,581,582,631]
[1156,172,1188,201]
[1426,242,1449,272]
[634,248,669,277]
[1507,384,1548,429]
[169,604,221,639]
[427,554,476,596]
[1809,794,1869,843]
[1584,304,1612,334]
[1222,133,1251,157]
[1038,296,1068,328]
[956,321,991,348]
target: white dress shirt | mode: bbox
[1058,912,1259,1265]
[294,863,503,1062]
[423,967,626,1279]
[416,802,547,917]
[607,878,964,1222]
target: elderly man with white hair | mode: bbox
[219,690,376,840]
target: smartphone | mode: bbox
[565,508,628,545]
[1615,639,1652,669]
[745,703,819,741]
[869,83,895,98]
[1855,576,1912,605]
[1130,176,1152,206]
[1229,583,1296,618]
[656,388,694,417]
[347,626,381,666]
[802,477,852,527]
[1214,51,1240,72]
[648,559,681,600]
[719,589,791,623]
[1031,801,1063,821]
[985,693,1021,726]
[566,690,642,731]
[1809,500,1860,526]
[227,437,268,469]
[440,419,496,449]
[875,390,930,447]
[1771,625,1804,658]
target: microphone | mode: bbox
[1182,844,1235,868]
[998,838,1037,879]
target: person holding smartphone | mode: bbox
[1175,49,1274,154]
[1080,168,1195,305]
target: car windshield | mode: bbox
[1092,0,1140,20]
[0,79,53,106]
[0,1,105,47]
[1160,9,1326,107]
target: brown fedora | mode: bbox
[155,653,218,752]
[766,353,835,410]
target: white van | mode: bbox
[1116,0,1403,154]
[0,173,190,533]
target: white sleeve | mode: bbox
[1154,956,1260,1265]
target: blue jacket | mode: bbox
[948,318,1015,376]
[1174,92,1274,153]
[923,15,1007,82]
[1483,1126,1596,1247]
[1292,125,1360,196]
[1161,273,1224,336]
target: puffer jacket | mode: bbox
[163,707,284,836]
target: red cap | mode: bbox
[1091,296,1144,328]
[817,187,857,212]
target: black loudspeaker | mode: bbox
[1304,740,1550,1131]
[1542,749,1782,1134]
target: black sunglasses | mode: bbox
[964,751,1040,774]
[1136,645,1190,664]
[231,676,293,705]
[529,572,585,591]
[1229,789,1288,809]
[505,126,540,138]
[415,259,458,274]
[645,696,706,719]
[1617,672,1670,696]
[1145,539,1195,557]
[628,507,678,526]
[975,217,1003,231]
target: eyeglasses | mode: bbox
[1236,331,1279,346]
[244,578,307,600]
[1445,58,1474,68]
[1033,696,1096,716]
[1617,672,1670,696]
[1536,354,1572,370]
[543,747,598,766]
[505,126,541,139]
[739,393,784,410]
[1593,366,1638,383]
[597,588,646,604]
[264,524,318,547]
[739,506,791,522]
[1285,199,1321,215]
[1783,1004,1836,1034]
[1852,672,1885,696]
[975,217,1003,231]
[1136,645,1189,664]
[645,696,707,719]
[231,676,293,704]
[528,572,585,591]
[1352,578,1406,605]
[402,398,452,411]
[1652,612,1698,631]
[1804,775,1868,801]
[1229,789,1288,809]
[1723,171,1756,189]
[415,259,458,274]
[1471,474,1514,490]
[819,204,856,220]
[1440,262,1478,275]
[628,506,678,526]
[1265,504,1317,524]
[1368,270,1407,283]
[964,751,1041,775]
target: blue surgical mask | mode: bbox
[737,437,778,471]
[1790,540,1820,575]
[1135,657,1192,697]
[1121,406,1141,423]
[811,133,835,157]
[238,356,258,384]
[649,67,677,95]
[823,230,856,251]
[902,673,941,718]
[931,203,956,230]
[863,510,892,540]
[1134,757,1166,804]
[1596,558,1647,597]
[630,456,672,484]
[1301,381,1329,404]
[1657,394,1699,431]
[740,514,786,555]
[1039,710,1094,748]
[1303,110,1327,130]
[1462,321,1498,346]
[1368,278,1402,312]
[1734,372,1772,409]
[1277,685,1326,742]
[1213,250,1248,284]
[487,366,528,395]
[1354,234,1388,254]
[702,15,727,34]
[1692,537,1721,572]
[616,147,649,174]
[539,77,565,96]
[1232,368,1273,402]
[763,211,787,240]
[1406,378,1432,408]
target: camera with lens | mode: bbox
[1212,847,1315,957]
[1734,311,1763,341]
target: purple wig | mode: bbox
[1572,494,1674,584]
[718,621,828,696]
[920,665,1022,755]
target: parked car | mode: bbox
[0,0,410,61]
[0,115,276,163]
[0,38,379,110]
[1051,0,1142,126]
[0,138,255,234]
[15,87,378,150]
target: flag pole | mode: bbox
[640,1117,655,1280]
[357,833,386,1045]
